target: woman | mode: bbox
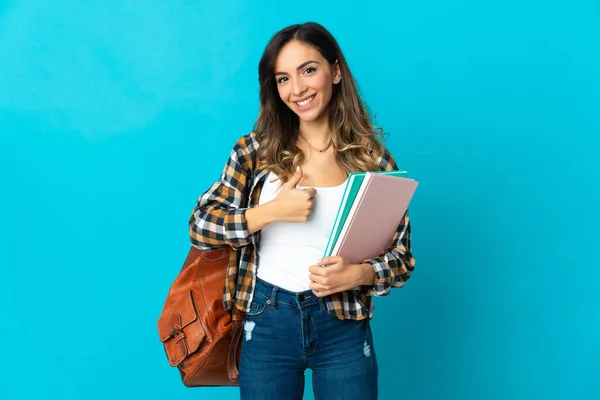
[189,22,415,400]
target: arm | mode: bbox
[189,138,257,251]
[246,203,277,234]
[190,141,316,251]
[309,149,416,296]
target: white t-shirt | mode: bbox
[256,171,346,292]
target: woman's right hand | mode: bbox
[270,166,316,223]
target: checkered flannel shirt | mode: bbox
[189,132,415,320]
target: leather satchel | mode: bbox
[157,245,244,386]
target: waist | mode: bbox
[254,276,324,308]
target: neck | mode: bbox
[298,115,331,144]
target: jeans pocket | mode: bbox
[245,293,271,319]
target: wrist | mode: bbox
[246,202,278,234]
[262,200,280,223]
[352,263,376,286]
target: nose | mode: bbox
[292,79,307,97]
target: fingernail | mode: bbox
[316,258,322,264]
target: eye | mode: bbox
[303,67,316,75]
[276,76,288,84]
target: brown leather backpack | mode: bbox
[157,245,244,386]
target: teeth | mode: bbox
[297,96,314,107]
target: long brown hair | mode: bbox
[254,22,385,183]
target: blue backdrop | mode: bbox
[1,1,598,399]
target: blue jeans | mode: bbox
[239,277,379,400]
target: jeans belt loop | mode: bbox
[270,286,278,310]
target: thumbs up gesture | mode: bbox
[271,166,317,223]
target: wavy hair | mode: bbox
[254,22,386,183]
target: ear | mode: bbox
[333,60,342,84]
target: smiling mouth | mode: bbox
[294,95,315,108]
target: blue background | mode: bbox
[1,1,598,399]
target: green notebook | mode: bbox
[323,170,408,257]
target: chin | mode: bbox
[297,112,321,123]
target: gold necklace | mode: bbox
[300,134,333,153]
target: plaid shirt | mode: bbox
[189,132,415,320]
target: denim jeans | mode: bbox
[239,277,379,400]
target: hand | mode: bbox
[308,256,365,297]
[270,166,317,223]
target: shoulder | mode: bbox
[228,132,259,172]
[376,146,399,171]
[232,131,259,154]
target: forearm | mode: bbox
[363,248,414,296]
[353,263,376,286]
[245,202,277,235]
[190,205,252,250]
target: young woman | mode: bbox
[189,22,415,400]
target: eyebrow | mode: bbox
[274,60,320,76]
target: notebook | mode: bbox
[323,170,408,258]
[328,173,418,264]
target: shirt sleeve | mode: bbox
[361,210,415,296]
[188,138,253,251]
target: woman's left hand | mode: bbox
[308,256,365,297]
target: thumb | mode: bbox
[318,256,336,266]
[284,166,303,189]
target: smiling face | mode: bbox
[274,40,341,125]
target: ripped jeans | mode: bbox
[239,277,378,400]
